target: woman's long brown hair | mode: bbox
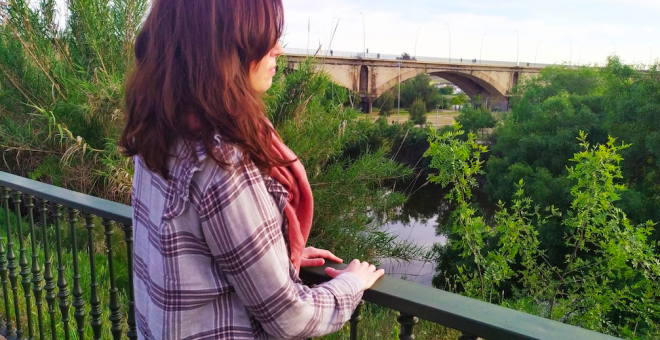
[120,0,289,179]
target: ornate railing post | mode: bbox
[103,219,123,340]
[122,223,137,339]
[27,195,44,339]
[397,313,418,340]
[9,191,23,339]
[349,300,364,340]
[54,204,71,340]
[1,187,14,338]
[86,213,102,340]
[17,193,34,340]
[69,208,86,339]
[41,199,57,340]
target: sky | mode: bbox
[281,0,660,66]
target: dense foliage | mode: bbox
[485,60,660,264]
[427,125,660,339]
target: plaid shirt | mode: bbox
[131,136,364,340]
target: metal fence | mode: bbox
[0,171,622,340]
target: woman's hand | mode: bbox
[325,259,385,290]
[300,247,343,267]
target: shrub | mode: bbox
[409,98,427,125]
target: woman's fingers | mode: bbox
[323,250,343,263]
[300,258,325,267]
[305,247,343,263]
[325,266,341,278]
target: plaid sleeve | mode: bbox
[198,152,363,339]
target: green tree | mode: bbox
[456,106,496,135]
[400,73,441,109]
[409,98,427,125]
[484,59,660,263]
[374,89,395,116]
[439,85,454,95]
[427,126,660,338]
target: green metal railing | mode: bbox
[0,171,622,340]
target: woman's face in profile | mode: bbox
[250,41,284,93]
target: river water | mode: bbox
[379,180,496,286]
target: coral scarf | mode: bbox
[269,133,313,273]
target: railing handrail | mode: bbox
[0,171,132,225]
[301,264,620,340]
[0,171,622,340]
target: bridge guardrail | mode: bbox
[284,48,554,68]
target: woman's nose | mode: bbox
[271,41,284,57]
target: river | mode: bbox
[380,179,497,286]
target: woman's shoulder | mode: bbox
[187,134,261,193]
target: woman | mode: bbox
[119,0,385,339]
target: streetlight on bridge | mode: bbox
[569,37,573,67]
[414,26,421,59]
[445,23,451,62]
[534,39,542,67]
[359,12,366,57]
[649,47,653,69]
[578,44,585,66]
[515,31,519,66]
[479,34,486,64]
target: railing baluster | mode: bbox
[1,188,15,338]
[69,208,86,339]
[396,313,418,340]
[459,333,479,340]
[9,191,24,339]
[41,199,57,340]
[122,223,137,340]
[54,204,71,340]
[27,196,44,339]
[103,219,123,340]
[349,300,364,340]
[16,193,34,340]
[85,213,102,340]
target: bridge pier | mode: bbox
[360,97,373,114]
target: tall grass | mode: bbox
[0,0,147,201]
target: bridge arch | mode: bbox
[374,68,508,103]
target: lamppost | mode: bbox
[413,26,421,59]
[436,104,440,127]
[397,62,401,123]
[569,37,572,67]
[649,47,653,68]
[515,31,519,66]
[479,34,486,64]
[578,44,585,66]
[534,39,542,66]
[328,17,338,55]
[360,12,366,57]
[445,23,451,62]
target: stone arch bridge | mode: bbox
[286,54,542,113]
